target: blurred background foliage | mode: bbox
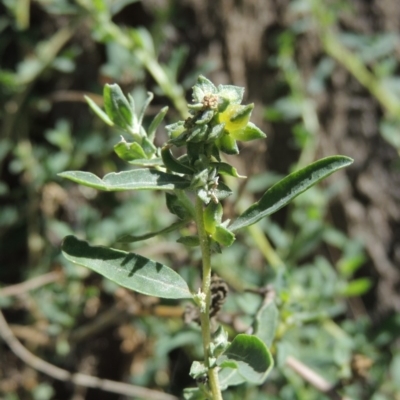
[0,0,400,399]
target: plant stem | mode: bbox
[77,0,189,119]
[248,224,284,271]
[322,33,400,116]
[310,1,400,117]
[195,196,223,400]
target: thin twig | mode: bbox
[286,356,351,400]
[0,271,63,297]
[9,324,50,346]
[50,90,103,104]
[69,305,127,343]
[70,303,184,344]
[0,310,178,400]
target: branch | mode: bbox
[0,271,62,297]
[286,356,351,400]
[69,305,127,343]
[0,310,178,400]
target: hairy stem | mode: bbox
[195,196,223,400]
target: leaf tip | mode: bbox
[61,234,79,252]
[344,156,354,165]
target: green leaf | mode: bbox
[161,146,194,175]
[130,27,155,55]
[211,162,245,178]
[232,122,266,141]
[217,84,244,105]
[84,95,114,126]
[217,134,239,155]
[218,104,250,133]
[187,142,204,163]
[254,302,279,348]
[103,84,134,131]
[264,106,283,122]
[117,219,189,243]
[148,106,168,141]
[137,91,154,127]
[62,236,192,299]
[380,117,400,149]
[340,278,372,297]
[210,326,229,357]
[229,156,353,231]
[337,254,366,278]
[196,181,233,204]
[177,235,200,247]
[58,169,190,191]
[212,226,235,247]
[114,141,147,161]
[190,169,209,189]
[204,202,223,234]
[127,158,163,167]
[188,102,205,111]
[141,137,157,158]
[192,75,217,102]
[214,182,233,200]
[206,123,225,142]
[187,125,208,143]
[166,121,186,139]
[166,193,191,220]
[196,109,215,125]
[218,334,274,384]
[189,361,208,380]
[219,367,246,390]
[183,388,207,400]
[230,103,254,123]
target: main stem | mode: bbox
[195,196,223,400]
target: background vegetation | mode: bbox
[1,0,399,399]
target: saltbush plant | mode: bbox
[59,76,353,399]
